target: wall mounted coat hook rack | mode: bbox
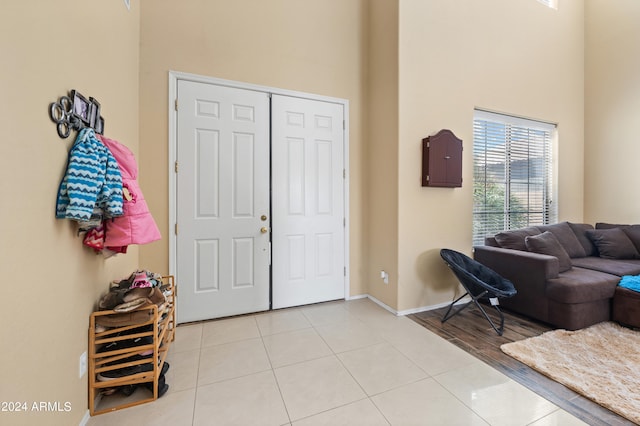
[49,90,104,139]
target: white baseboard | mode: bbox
[397,297,471,316]
[347,294,472,317]
[365,294,399,315]
[79,409,90,426]
[346,293,368,301]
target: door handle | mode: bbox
[261,215,268,221]
[260,227,268,234]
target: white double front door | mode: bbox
[176,80,345,323]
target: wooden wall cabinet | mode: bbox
[422,129,463,187]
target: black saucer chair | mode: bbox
[440,249,517,336]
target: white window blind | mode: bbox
[473,109,556,246]
[537,0,558,10]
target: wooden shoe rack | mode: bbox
[88,275,175,416]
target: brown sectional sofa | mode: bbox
[474,221,640,330]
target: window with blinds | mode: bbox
[537,0,558,9]
[472,109,557,246]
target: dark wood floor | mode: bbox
[409,304,636,426]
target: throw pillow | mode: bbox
[568,222,597,256]
[495,227,541,251]
[586,228,640,259]
[525,231,573,272]
[536,221,587,258]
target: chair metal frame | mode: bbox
[440,249,517,336]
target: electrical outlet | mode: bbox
[79,351,87,379]
[380,270,389,284]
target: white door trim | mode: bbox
[168,70,351,308]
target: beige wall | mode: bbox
[0,2,140,425]
[138,0,369,296]
[396,0,585,311]
[3,2,636,422]
[366,0,400,308]
[584,0,640,223]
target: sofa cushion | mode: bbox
[545,267,619,304]
[622,226,640,253]
[593,222,640,253]
[612,286,640,328]
[536,222,587,258]
[525,231,573,272]
[595,222,628,229]
[494,227,540,251]
[568,222,597,256]
[586,228,640,259]
[570,256,640,276]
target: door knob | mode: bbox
[260,227,268,234]
[261,215,268,221]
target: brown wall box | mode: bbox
[422,129,463,187]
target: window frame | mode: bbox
[472,109,557,246]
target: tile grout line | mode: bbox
[190,323,205,425]
[257,314,293,425]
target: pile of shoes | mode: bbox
[94,270,172,399]
[96,325,170,398]
[98,270,169,314]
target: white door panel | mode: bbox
[176,80,270,323]
[271,95,345,309]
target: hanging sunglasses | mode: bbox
[49,95,75,138]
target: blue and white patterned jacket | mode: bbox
[56,128,123,221]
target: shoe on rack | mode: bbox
[123,287,166,307]
[100,383,138,397]
[104,352,153,367]
[98,335,154,354]
[100,387,118,396]
[97,363,154,382]
[98,288,128,310]
[131,270,152,289]
[120,384,136,396]
[96,361,169,382]
[113,298,150,313]
[109,271,137,291]
[95,310,154,328]
[142,373,169,398]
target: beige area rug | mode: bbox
[501,322,640,424]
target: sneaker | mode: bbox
[96,361,169,382]
[98,335,154,354]
[97,364,154,381]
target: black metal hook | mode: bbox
[49,90,104,139]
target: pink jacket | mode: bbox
[99,135,161,247]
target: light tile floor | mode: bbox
[88,298,588,426]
